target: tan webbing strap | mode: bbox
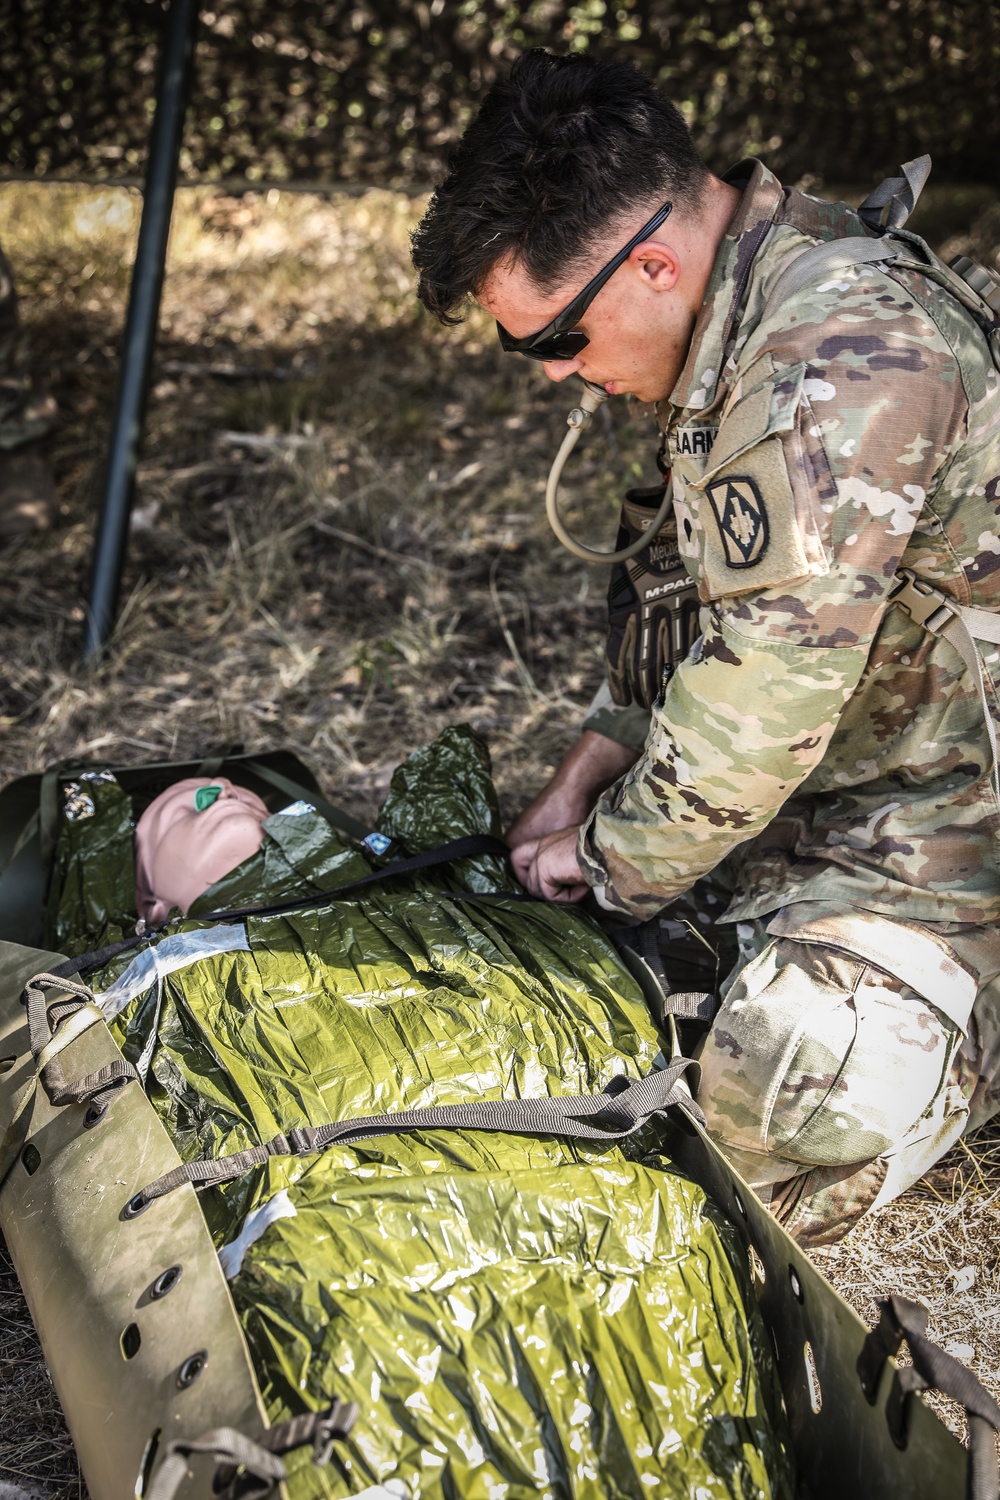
[761,155,932,315]
[145,1399,359,1500]
[889,571,1000,809]
[761,156,1000,374]
[124,1058,704,1213]
[763,236,898,312]
[34,1001,103,1072]
[146,1428,286,1500]
[855,155,932,232]
[12,973,138,1135]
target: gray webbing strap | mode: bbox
[856,155,932,232]
[124,1058,703,1214]
[764,235,897,311]
[761,154,932,319]
[764,238,1000,359]
[889,571,1000,808]
[146,1397,359,1500]
[664,990,716,1021]
[942,613,1000,811]
[20,972,138,1123]
[146,1429,286,1500]
[762,163,1000,373]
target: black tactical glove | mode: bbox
[605,485,701,709]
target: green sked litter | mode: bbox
[48,727,794,1499]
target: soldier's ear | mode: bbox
[629,241,681,293]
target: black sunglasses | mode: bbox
[496,201,673,362]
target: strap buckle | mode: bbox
[888,569,957,635]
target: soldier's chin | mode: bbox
[625,384,666,407]
[624,379,671,404]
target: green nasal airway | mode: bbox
[194,785,222,812]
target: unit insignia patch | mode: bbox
[705,477,769,568]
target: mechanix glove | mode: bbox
[605,485,701,709]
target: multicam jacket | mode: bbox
[578,159,1000,930]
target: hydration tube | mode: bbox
[545,379,674,564]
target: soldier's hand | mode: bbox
[506,732,638,849]
[511,826,590,903]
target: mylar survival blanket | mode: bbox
[18,727,799,1499]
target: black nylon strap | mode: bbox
[45,835,519,984]
[198,832,514,922]
[49,934,147,980]
[124,1059,703,1213]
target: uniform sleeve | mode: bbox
[578,271,970,919]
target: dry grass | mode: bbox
[812,1120,1000,1446]
[0,1242,82,1500]
[0,182,647,824]
[0,179,998,1494]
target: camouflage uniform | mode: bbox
[0,244,56,451]
[576,159,1000,1244]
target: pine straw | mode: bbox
[0,180,998,1493]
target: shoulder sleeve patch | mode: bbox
[705,477,769,568]
[688,364,831,599]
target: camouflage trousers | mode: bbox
[0,243,57,450]
[654,896,1000,1248]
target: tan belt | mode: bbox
[766,908,980,1033]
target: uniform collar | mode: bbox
[664,159,785,418]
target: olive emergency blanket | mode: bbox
[45,727,794,1500]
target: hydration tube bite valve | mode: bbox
[545,379,675,564]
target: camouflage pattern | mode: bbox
[0,243,57,451]
[697,922,983,1247]
[578,158,1000,928]
[573,159,1000,1237]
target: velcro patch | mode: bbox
[705,477,769,568]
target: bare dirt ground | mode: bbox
[0,179,998,1495]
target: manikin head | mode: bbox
[411,51,740,404]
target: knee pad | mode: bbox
[696,936,963,1171]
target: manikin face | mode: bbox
[477,231,699,405]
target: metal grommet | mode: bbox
[122,1193,151,1221]
[177,1350,208,1389]
[150,1265,183,1300]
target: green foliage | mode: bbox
[2,1,998,188]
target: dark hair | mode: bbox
[411,50,708,323]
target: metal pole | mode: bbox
[82,0,199,661]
